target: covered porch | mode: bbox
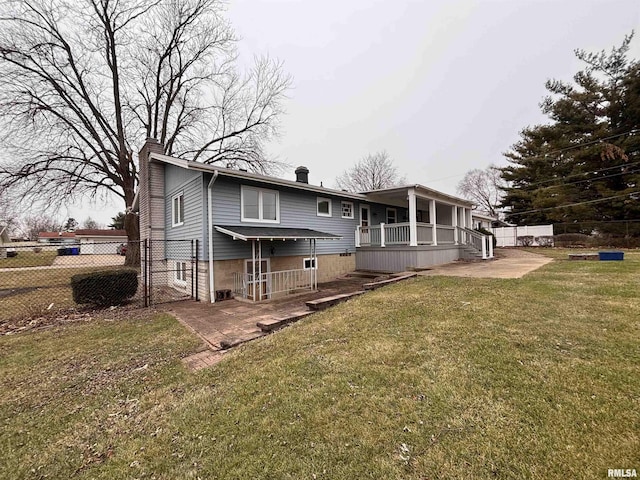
[355,186,493,272]
[214,226,341,302]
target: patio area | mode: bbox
[168,276,371,355]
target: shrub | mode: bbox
[535,236,554,247]
[553,233,590,247]
[71,269,138,306]
[517,235,534,247]
[32,247,42,253]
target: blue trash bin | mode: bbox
[599,251,624,261]
[71,247,80,255]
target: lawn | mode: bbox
[0,265,136,323]
[1,250,638,479]
[0,250,57,268]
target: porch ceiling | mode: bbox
[214,225,342,241]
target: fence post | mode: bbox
[148,239,153,306]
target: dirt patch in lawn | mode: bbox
[0,304,164,336]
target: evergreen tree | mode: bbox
[501,34,640,235]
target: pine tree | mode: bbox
[501,34,640,235]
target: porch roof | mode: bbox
[214,225,342,241]
[363,185,473,208]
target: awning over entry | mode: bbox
[214,225,342,241]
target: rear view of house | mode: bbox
[137,139,493,303]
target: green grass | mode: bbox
[1,252,639,479]
[0,250,57,268]
[0,265,134,322]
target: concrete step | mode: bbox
[345,271,380,279]
[256,310,314,332]
[306,291,366,311]
[363,272,417,291]
[219,330,265,350]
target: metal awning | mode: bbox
[214,225,342,241]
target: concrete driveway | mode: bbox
[418,248,553,279]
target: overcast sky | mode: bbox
[225,0,640,191]
[69,0,640,225]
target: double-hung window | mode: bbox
[241,186,279,223]
[172,192,184,226]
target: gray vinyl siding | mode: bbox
[356,245,462,272]
[210,177,361,261]
[165,171,206,260]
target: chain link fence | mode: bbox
[0,239,198,332]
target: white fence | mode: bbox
[492,225,554,247]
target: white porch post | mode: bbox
[482,237,487,259]
[408,188,418,246]
[355,226,361,248]
[257,240,262,300]
[488,235,494,258]
[466,208,472,230]
[251,240,256,301]
[430,199,437,246]
[452,206,458,244]
[380,222,386,247]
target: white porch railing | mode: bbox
[457,226,494,259]
[357,222,449,247]
[233,268,316,301]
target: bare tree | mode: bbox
[82,217,101,229]
[335,151,406,192]
[19,215,62,241]
[0,0,291,264]
[456,165,505,217]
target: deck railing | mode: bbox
[233,268,316,301]
[457,226,494,259]
[357,222,449,247]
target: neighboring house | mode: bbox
[136,139,493,303]
[38,232,77,244]
[471,211,498,230]
[75,229,128,254]
[37,229,127,254]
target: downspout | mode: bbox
[207,170,219,303]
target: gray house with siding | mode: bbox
[137,139,493,303]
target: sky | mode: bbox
[66,0,640,226]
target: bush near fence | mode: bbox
[71,269,138,306]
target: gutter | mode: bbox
[207,170,219,303]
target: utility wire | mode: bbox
[503,191,640,217]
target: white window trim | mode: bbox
[240,185,280,224]
[303,257,317,270]
[317,197,332,217]
[341,201,354,219]
[386,207,397,224]
[174,261,187,286]
[172,192,184,227]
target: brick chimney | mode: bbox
[138,138,165,244]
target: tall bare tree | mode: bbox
[335,151,405,192]
[456,165,505,217]
[0,0,291,264]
